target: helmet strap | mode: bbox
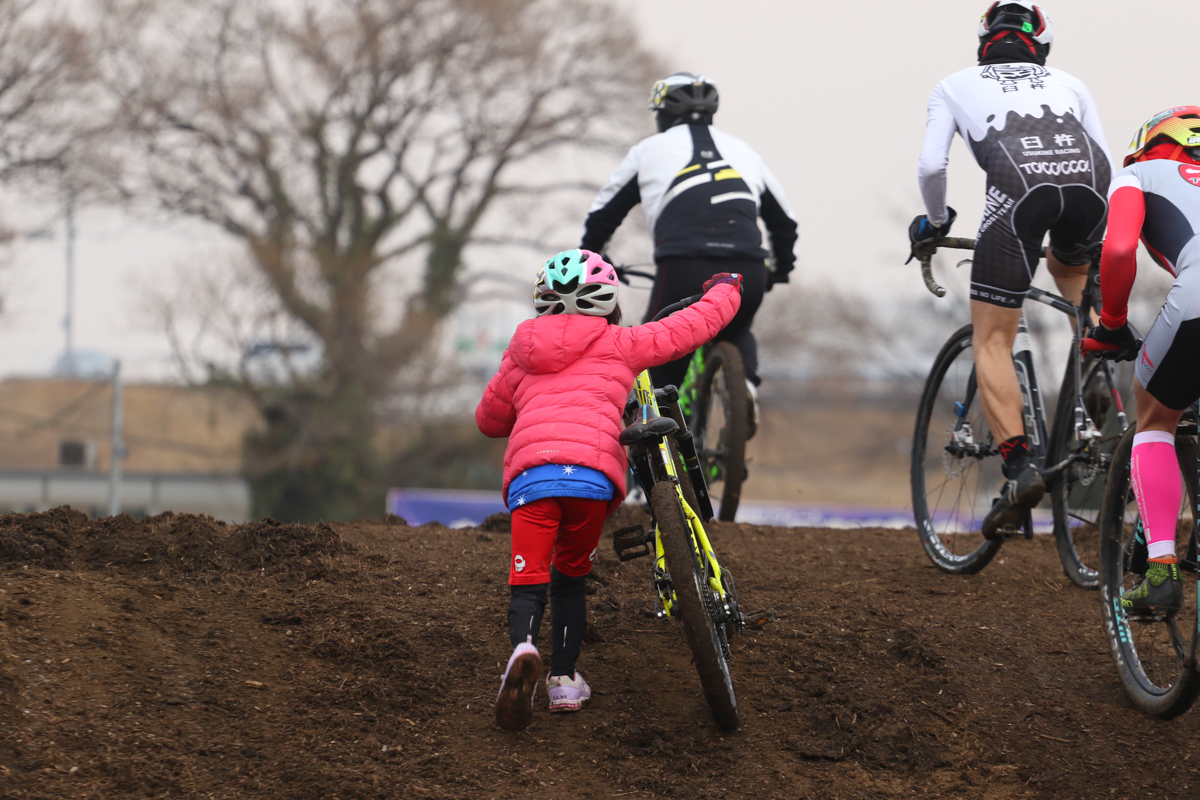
[978,31,1045,66]
[1141,141,1190,164]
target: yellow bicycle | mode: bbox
[611,294,773,732]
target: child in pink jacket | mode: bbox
[476,248,741,732]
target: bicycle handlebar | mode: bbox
[612,264,655,285]
[650,293,704,323]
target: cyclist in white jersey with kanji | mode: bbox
[910,1,1113,539]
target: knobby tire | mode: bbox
[650,481,739,731]
[911,324,1003,574]
[1099,422,1200,718]
[693,342,748,522]
[1047,357,1121,589]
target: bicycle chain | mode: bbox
[702,571,732,662]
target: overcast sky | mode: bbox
[0,0,1195,380]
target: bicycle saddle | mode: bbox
[618,415,679,446]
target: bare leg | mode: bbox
[1136,381,1188,433]
[1046,251,1087,307]
[971,300,1024,443]
[1046,251,1099,324]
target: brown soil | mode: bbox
[1,506,1197,799]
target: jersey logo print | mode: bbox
[981,64,1049,93]
[1179,164,1200,187]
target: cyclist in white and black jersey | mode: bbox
[581,72,799,395]
[910,1,1114,539]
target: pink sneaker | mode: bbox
[546,672,591,712]
[495,639,542,732]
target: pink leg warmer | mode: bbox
[1131,431,1183,560]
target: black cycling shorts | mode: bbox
[970,181,1108,308]
[1137,265,1200,411]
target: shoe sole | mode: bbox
[548,696,590,713]
[981,482,1046,540]
[495,652,542,732]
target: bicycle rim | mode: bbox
[1099,423,1200,718]
[911,325,1003,574]
[691,342,747,522]
[1050,358,1124,589]
[650,481,739,731]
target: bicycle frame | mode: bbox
[629,368,728,615]
[919,237,1128,478]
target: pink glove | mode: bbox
[702,273,743,294]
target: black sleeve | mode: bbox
[580,177,641,253]
[760,187,798,276]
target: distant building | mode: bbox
[0,378,259,521]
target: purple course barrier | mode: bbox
[386,488,508,528]
[386,488,934,530]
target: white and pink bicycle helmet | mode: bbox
[534,249,619,317]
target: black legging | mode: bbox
[508,567,588,678]
[643,257,766,388]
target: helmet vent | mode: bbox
[553,277,579,294]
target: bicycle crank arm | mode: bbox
[1040,452,1090,484]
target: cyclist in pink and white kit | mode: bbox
[1082,106,1200,616]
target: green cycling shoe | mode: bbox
[1121,560,1184,618]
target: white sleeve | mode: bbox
[1076,82,1115,178]
[586,144,641,214]
[917,84,958,225]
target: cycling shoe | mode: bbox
[1121,561,1183,618]
[981,465,1045,542]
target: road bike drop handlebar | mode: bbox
[910,236,979,298]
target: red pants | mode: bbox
[509,497,608,585]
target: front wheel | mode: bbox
[1099,420,1200,718]
[650,482,739,731]
[911,324,1003,574]
[691,342,748,522]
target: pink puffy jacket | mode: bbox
[476,284,741,514]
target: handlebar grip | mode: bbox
[921,258,946,298]
[1079,338,1120,353]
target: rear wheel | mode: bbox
[1099,419,1200,718]
[911,325,1003,574]
[650,481,739,731]
[1048,358,1126,589]
[691,342,748,522]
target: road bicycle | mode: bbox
[1099,405,1200,718]
[613,266,751,521]
[910,237,1130,587]
[609,292,774,732]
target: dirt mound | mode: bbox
[0,507,1198,799]
[0,507,350,577]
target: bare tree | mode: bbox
[102,0,657,519]
[0,0,92,179]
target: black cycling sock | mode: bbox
[999,435,1031,479]
[508,583,548,649]
[549,567,588,678]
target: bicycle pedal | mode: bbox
[613,524,652,562]
[742,608,777,630]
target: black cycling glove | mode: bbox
[1081,323,1140,362]
[908,206,957,245]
